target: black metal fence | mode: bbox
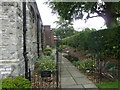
[30,37,61,89]
[31,70,59,88]
[30,58,61,89]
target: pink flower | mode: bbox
[86,70,90,72]
[66,51,69,53]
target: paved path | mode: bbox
[60,53,98,89]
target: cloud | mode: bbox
[36,0,58,28]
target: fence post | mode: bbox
[56,36,59,89]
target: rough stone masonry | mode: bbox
[0,0,43,80]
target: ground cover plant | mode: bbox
[2,76,31,88]
[72,59,96,76]
[63,54,79,62]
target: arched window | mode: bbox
[29,6,36,23]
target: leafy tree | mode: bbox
[54,17,73,28]
[55,26,77,39]
[47,1,120,28]
[53,16,77,39]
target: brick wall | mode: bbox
[44,25,55,47]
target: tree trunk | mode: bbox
[102,2,117,28]
[102,13,116,28]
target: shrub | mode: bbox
[62,26,120,59]
[72,59,96,75]
[63,54,79,62]
[44,51,51,56]
[14,76,31,88]
[37,56,56,73]
[2,76,31,88]
[58,45,68,52]
[2,78,16,88]
[85,53,92,58]
[44,48,52,56]
[44,48,52,53]
[106,62,118,79]
[73,49,77,52]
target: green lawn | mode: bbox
[96,81,120,89]
[0,81,2,90]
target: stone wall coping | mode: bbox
[0,59,19,63]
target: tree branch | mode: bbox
[84,15,100,22]
[115,14,120,17]
[84,13,106,23]
[85,14,105,20]
[88,15,101,18]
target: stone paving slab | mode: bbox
[62,84,84,88]
[83,83,98,88]
[61,77,76,86]
[74,77,93,85]
[70,72,85,78]
[60,53,97,88]
[61,70,72,77]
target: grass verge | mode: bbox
[96,81,119,89]
[0,81,2,90]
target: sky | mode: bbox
[36,0,107,31]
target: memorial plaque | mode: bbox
[41,71,52,77]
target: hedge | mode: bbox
[62,27,120,59]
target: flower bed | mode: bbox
[36,56,56,73]
[32,55,60,88]
[72,59,96,76]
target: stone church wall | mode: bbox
[0,1,43,80]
